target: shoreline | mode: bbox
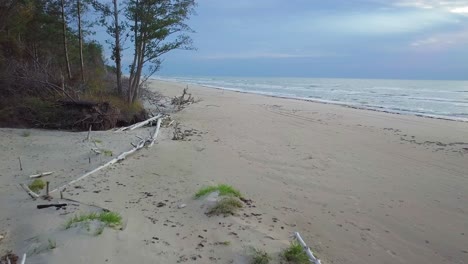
[153,77,468,123]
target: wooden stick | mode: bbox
[148,118,162,147]
[20,183,39,199]
[46,181,50,196]
[294,232,321,264]
[18,157,23,171]
[61,197,110,212]
[20,253,26,264]
[51,118,163,193]
[116,114,162,132]
[86,125,92,141]
[29,171,54,178]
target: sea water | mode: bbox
[155,76,468,121]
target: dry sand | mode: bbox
[1,80,468,264]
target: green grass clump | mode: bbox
[93,139,102,144]
[64,211,122,230]
[102,149,113,156]
[21,131,31,137]
[48,239,56,249]
[195,184,242,198]
[251,248,271,264]
[283,241,309,264]
[29,179,45,193]
[207,197,243,216]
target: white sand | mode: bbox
[1,80,467,264]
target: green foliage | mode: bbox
[207,197,243,216]
[102,149,113,156]
[283,241,309,264]
[125,0,197,102]
[194,184,242,199]
[250,248,271,264]
[21,131,31,137]
[64,211,122,229]
[29,179,45,193]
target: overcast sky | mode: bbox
[125,0,468,79]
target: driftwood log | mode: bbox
[29,171,54,178]
[294,232,321,264]
[50,116,163,194]
[116,114,162,132]
[20,183,39,199]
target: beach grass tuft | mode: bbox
[207,196,243,216]
[283,241,309,264]
[21,131,31,137]
[250,247,271,264]
[102,149,113,156]
[64,211,122,230]
[48,239,56,250]
[195,184,242,198]
[29,179,45,193]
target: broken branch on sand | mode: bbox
[20,183,39,199]
[50,116,163,194]
[294,232,321,264]
[116,114,162,132]
[29,171,54,178]
[148,118,162,147]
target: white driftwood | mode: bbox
[86,125,92,141]
[148,118,162,147]
[7,256,11,264]
[91,148,101,154]
[117,114,162,132]
[29,171,54,178]
[51,117,163,194]
[20,183,40,199]
[20,253,26,264]
[294,232,321,264]
[167,120,175,127]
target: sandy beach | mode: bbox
[1,80,468,264]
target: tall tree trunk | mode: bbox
[113,0,122,95]
[77,0,85,82]
[128,0,139,103]
[60,0,72,80]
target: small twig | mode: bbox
[86,125,92,141]
[29,171,54,178]
[20,253,26,264]
[18,157,23,171]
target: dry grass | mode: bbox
[251,247,271,264]
[207,197,243,216]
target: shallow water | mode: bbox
[156,76,468,121]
